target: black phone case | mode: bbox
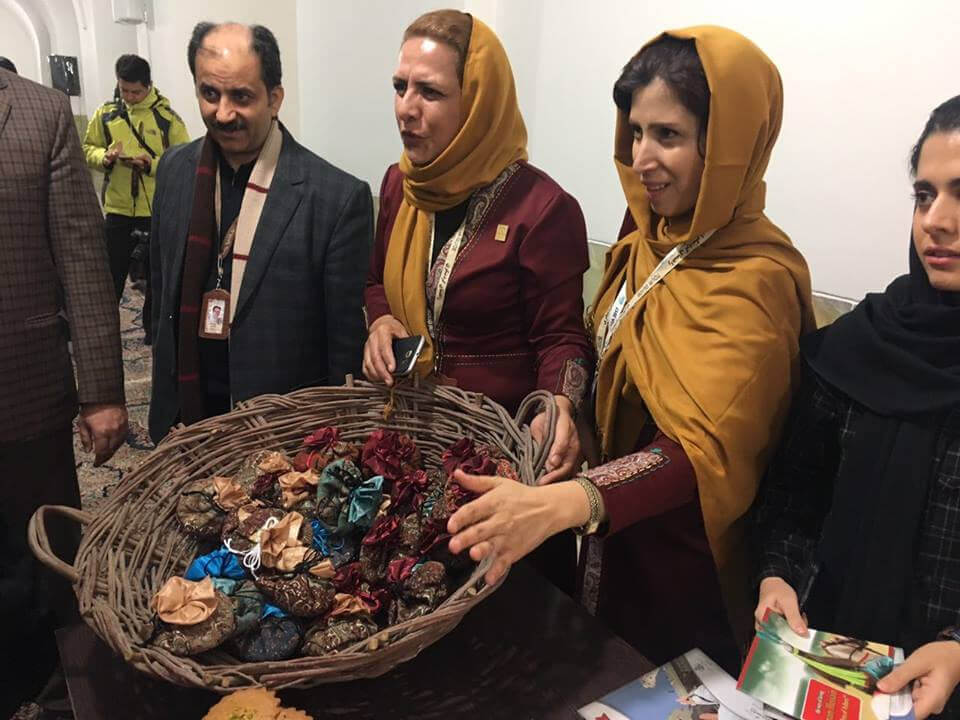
[392,336,425,377]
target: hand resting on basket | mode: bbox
[447,469,591,585]
[530,394,580,485]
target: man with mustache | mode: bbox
[148,22,373,442]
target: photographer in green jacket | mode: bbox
[83,54,189,341]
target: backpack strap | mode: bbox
[150,93,177,151]
[101,101,122,150]
[100,102,123,203]
[153,111,171,150]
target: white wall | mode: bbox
[8,0,301,139]
[294,0,541,193]
[292,0,960,299]
[3,0,85,107]
[80,0,137,108]
[9,0,955,299]
[496,0,960,298]
[296,0,463,192]
[0,3,42,81]
[148,0,301,141]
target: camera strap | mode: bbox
[121,111,157,158]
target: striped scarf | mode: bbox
[177,121,283,425]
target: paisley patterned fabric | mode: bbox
[255,572,336,618]
[226,580,265,635]
[294,427,361,473]
[220,503,284,553]
[388,561,449,625]
[152,589,236,656]
[316,459,364,535]
[302,614,378,656]
[233,450,292,505]
[176,478,226,540]
[228,616,303,662]
[159,429,521,661]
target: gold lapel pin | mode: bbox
[494,224,509,242]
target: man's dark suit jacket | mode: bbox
[0,70,124,443]
[149,124,372,443]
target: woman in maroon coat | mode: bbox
[363,10,593,483]
[443,28,815,674]
[363,10,593,592]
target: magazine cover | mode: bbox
[578,649,735,720]
[738,610,912,720]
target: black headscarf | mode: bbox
[801,242,960,648]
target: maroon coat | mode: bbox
[576,210,740,673]
[366,161,593,413]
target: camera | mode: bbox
[129,228,150,263]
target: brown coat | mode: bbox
[0,70,124,442]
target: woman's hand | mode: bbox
[531,395,581,484]
[878,641,960,719]
[447,469,590,585]
[362,314,408,386]
[756,576,808,636]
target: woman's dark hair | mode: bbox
[910,95,960,176]
[115,54,150,86]
[613,36,710,154]
[0,57,17,74]
[188,22,282,90]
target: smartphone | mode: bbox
[391,335,425,377]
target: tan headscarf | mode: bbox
[383,16,528,375]
[592,27,815,592]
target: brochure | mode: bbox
[738,610,914,720]
[578,649,759,720]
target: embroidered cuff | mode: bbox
[581,450,667,490]
[556,357,590,414]
[937,627,960,644]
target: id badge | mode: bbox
[198,289,231,339]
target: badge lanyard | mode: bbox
[197,172,236,341]
[595,229,715,360]
[428,215,467,328]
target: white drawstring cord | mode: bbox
[223,515,279,579]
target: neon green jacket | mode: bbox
[83,86,190,217]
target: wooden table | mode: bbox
[57,562,652,719]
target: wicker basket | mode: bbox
[28,376,556,692]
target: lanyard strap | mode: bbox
[429,214,468,327]
[212,170,237,289]
[595,229,715,359]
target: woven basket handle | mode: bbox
[27,504,91,584]
[513,390,558,478]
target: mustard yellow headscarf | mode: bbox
[383,17,528,375]
[591,27,815,600]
